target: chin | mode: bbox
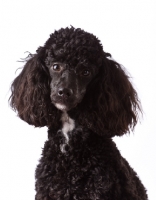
[54,103,76,112]
[55,103,68,111]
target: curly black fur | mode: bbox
[10,27,148,199]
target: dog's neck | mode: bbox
[60,112,75,152]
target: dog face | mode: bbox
[48,61,98,111]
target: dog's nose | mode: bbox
[58,88,73,98]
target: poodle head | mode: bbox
[10,27,142,137]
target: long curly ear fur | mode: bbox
[9,53,61,128]
[70,54,142,137]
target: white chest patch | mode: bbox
[61,112,75,144]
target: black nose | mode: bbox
[58,88,73,99]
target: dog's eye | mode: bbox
[81,69,90,76]
[52,64,61,71]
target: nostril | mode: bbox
[66,92,71,97]
[58,90,64,96]
[66,91,71,97]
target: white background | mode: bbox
[0,0,156,199]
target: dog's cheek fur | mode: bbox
[9,55,62,128]
[69,58,142,137]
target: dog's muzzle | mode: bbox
[51,86,79,111]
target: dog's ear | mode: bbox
[78,56,142,137]
[9,53,59,127]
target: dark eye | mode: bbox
[81,69,90,76]
[52,64,61,71]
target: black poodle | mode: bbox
[10,27,148,199]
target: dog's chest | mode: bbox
[60,112,75,152]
